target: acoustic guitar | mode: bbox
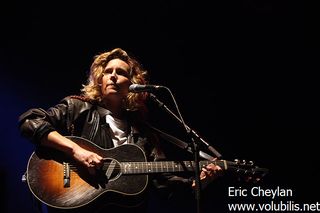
[26,136,268,209]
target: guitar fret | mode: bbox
[171,162,175,172]
[147,162,152,172]
[123,163,127,174]
[173,162,178,172]
[138,162,141,173]
[134,162,138,174]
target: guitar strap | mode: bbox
[146,123,214,160]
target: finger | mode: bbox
[206,163,220,170]
[96,154,103,161]
[202,167,208,172]
[93,159,103,169]
[85,161,94,168]
[88,154,102,167]
[200,171,207,179]
[207,165,223,174]
[203,166,215,176]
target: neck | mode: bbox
[101,99,125,119]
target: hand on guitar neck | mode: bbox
[192,161,224,189]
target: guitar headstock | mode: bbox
[226,159,269,183]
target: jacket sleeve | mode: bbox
[18,97,75,145]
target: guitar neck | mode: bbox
[120,160,227,174]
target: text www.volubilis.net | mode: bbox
[227,201,320,212]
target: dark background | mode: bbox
[1,1,319,212]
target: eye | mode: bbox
[116,68,129,77]
[103,68,129,78]
[103,68,112,75]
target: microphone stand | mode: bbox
[149,93,222,159]
[149,93,222,213]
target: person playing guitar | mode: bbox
[19,48,225,213]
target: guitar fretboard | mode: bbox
[120,160,225,174]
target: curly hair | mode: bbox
[81,48,149,111]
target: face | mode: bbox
[100,58,131,102]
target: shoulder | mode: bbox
[65,95,92,102]
[60,95,96,111]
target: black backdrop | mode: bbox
[1,1,319,212]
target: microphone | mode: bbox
[129,84,163,93]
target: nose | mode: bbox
[110,69,118,81]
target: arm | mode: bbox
[42,131,102,168]
[19,97,102,169]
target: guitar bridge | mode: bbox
[63,162,70,187]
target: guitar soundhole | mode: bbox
[102,159,121,181]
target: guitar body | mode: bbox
[26,136,148,209]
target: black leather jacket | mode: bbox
[19,96,165,161]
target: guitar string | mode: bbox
[66,162,262,174]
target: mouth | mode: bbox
[107,83,119,88]
[106,84,121,91]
